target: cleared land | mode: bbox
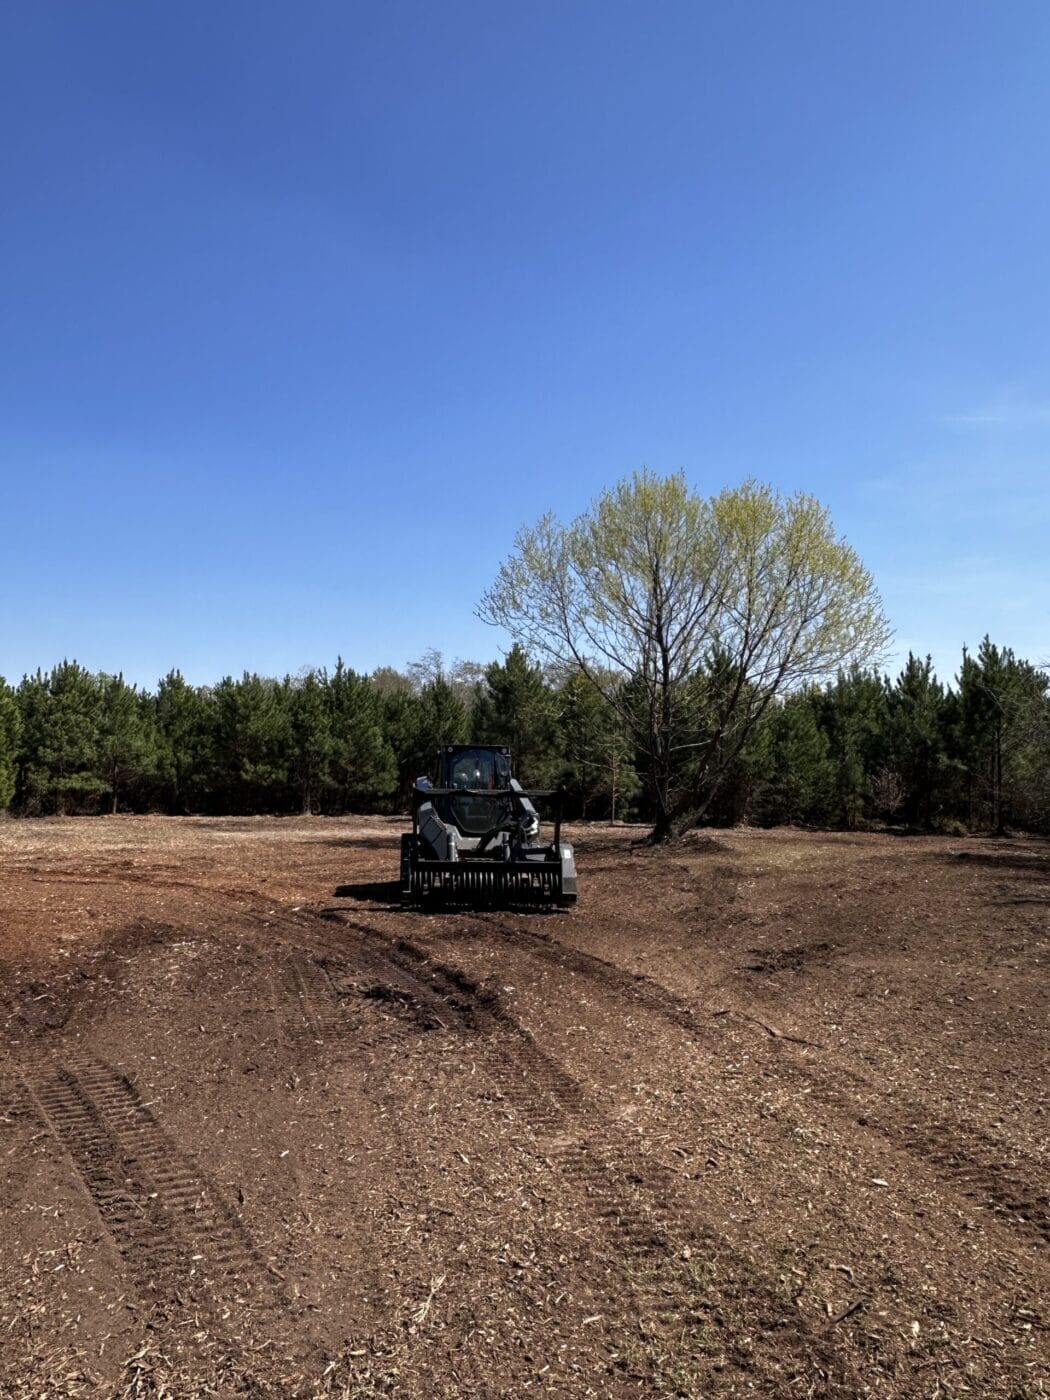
[0,816,1046,1398]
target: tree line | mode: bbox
[0,636,1047,834]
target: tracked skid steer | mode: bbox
[401,745,577,906]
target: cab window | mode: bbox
[449,749,507,789]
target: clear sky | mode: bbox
[2,2,1048,690]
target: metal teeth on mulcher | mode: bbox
[410,864,561,904]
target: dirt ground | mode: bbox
[0,817,1046,1399]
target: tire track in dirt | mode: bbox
[264,937,491,1394]
[444,911,1050,1252]
[272,946,452,1046]
[460,911,693,1020]
[46,848,1045,1258]
[279,953,347,1041]
[922,1130,1049,1243]
[279,913,860,1394]
[820,1093,1050,1248]
[22,1054,295,1392]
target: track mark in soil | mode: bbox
[455,914,1050,1252]
[0,1073,38,1206]
[447,912,725,1043]
[315,921,489,1037]
[315,917,858,1392]
[3,979,71,1037]
[859,1106,1050,1247]
[279,953,346,1041]
[301,899,1048,1272]
[26,1057,284,1315]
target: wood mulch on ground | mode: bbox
[0,815,1046,1397]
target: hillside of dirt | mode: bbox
[0,816,1046,1398]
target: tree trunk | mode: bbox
[647,755,676,841]
[993,723,1004,835]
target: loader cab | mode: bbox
[444,746,510,791]
[437,745,512,837]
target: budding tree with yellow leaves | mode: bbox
[480,470,890,839]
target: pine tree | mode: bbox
[818,668,889,829]
[155,670,215,813]
[389,673,469,800]
[556,670,639,819]
[887,654,946,827]
[17,662,106,813]
[753,692,834,825]
[416,676,468,758]
[472,645,558,784]
[328,661,395,809]
[213,674,292,812]
[287,671,332,814]
[379,682,425,804]
[957,637,1048,833]
[0,677,20,810]
[97,673,155,813]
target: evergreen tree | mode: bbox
[752,692,834,825]
[328,661,395,809]
[97,673,156,813]
[472,645,557,783]
[0,639,1044,833]
[556,670,639,819]
[286,671,332,814]
[818,667,889,828]
[379,681,426,803]
[390,674,469,799]
[0,677,20,811]
[957,637,1048,833]
[416,675,468,757]
[14,671,49,812]
[887,654,946,827]
[213,673,291,812]
[16,662,105,813]
[155,670,215,813]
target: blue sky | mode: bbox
[2,2,1048,689]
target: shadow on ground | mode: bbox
[943,846,1050,879]
[324,836,405,850]
[329,884,566,917]
[334,880,401,904]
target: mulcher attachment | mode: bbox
[401,745,577,908]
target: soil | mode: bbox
[0,816,1046,1398]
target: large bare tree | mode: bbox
[480,470,891,839]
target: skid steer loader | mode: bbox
[401,745,577,905]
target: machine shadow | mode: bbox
[331,882,564,916]
[335,880,401,904]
